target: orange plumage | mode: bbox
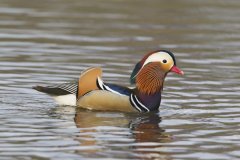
[136,62,166,95]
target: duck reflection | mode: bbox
[74,108,172,159]
[129,112,170,143]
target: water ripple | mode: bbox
[0,0,240,160]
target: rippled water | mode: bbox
[0,0,240,159]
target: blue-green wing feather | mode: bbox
[104,83,132,96]
[130,61,142,84]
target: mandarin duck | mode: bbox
[33,50,184,112]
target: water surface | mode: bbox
[0,0,240,159]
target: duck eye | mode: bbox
[162,59,167,63]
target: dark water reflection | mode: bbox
[0,0,240,159]
[74,110,170,159]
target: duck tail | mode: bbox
[32,85,74,96]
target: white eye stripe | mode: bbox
[143,52,173,67]
[132,51,174,79]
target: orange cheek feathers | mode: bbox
[161,63,173,73]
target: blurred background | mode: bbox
[0,0,240,159]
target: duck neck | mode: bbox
[133,63,166,111]
[136,63,166,95]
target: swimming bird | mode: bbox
[33,50,183,112]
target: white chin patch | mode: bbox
[53,94,76,106]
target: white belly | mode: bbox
[53,94,76,106]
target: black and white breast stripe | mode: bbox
[130,94,150,112]
[48,83,78,95]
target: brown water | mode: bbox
[0,0,240,159]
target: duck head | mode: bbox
[130,50,184,95]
